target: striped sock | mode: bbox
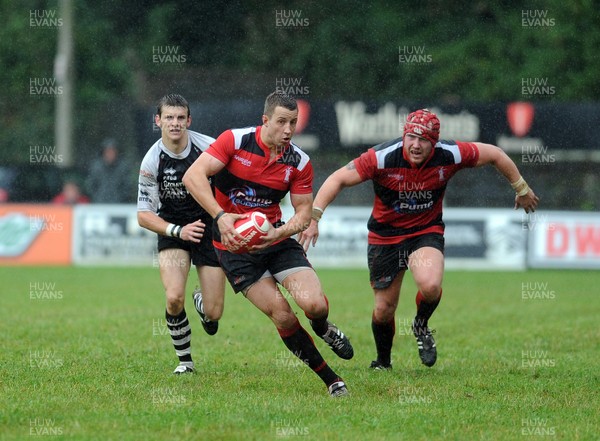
[165,309,193,366]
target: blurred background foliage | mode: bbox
[0,0,599,206]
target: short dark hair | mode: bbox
[156,94,190,117]
[263,91,297,117]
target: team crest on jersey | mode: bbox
[438,167,446,181]
[228,186,272,208]
[283,166,293,183]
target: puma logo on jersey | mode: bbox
[229,186,272,208]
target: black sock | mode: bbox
[414,290,442,334]
[166,309,192,364]
[278,320,340,387]
[308,317,328,336]
[371,314,395,366]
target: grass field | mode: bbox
[1,267,598,440]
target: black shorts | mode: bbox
[157,233,220,267]
[215,238,312,293]
[368,233,444,289]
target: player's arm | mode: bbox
[137,159,172,237]
[314,161,363,212]
[137,211,170,236]
[298,161,363,251]
[137,211,205,243]
[252,192,313,251]
[182,153,244,248]
[282,192,313,238]
[474,142,539,213]
[183,153,225,217]
[137,163,205,242]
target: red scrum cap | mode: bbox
[403,109,440,146]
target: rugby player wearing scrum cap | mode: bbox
[300,109,539,370]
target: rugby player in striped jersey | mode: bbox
[138,94,226,374]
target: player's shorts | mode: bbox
[157,233,220,267]
[215,238,313,293]
[368,233,444,289]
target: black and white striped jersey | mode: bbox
[137,130,215,224]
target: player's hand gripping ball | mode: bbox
[230,211,271,254]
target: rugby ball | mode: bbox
[230,211,271,254]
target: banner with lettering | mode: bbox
[137,100,600,156]
[285,206,526,270]
[72,204,156,266]
[527,212,600,268]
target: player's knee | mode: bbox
[419,283,442,301]
[204,303,224,321]
[270,309,297,328]
[373,302,396,322]
[165,292,185,314]
[303,297,328,319]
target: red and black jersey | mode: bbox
[354,137,479,245]
[206,125,313,225]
